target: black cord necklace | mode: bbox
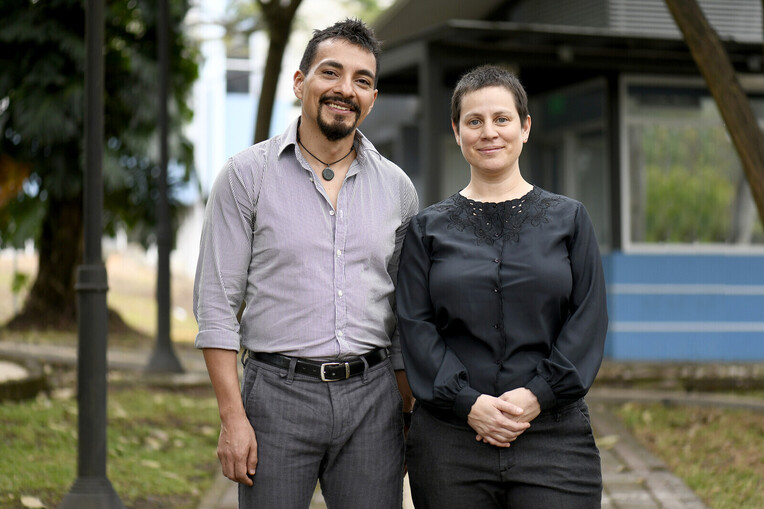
[297,138,354,181]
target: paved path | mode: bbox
[8,341,762,508]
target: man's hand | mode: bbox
[218,414,258,486]
[467,395,530,448]
[203,348,258,486]
[395,370,415,413]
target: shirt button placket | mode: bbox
[493,245,505,366]
[334,196,348,353]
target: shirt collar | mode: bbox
[277,116,380,167]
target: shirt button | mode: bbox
[336,249,342,256]
[494,258,500,263]
[493,288,499,293]
[338,290,343,297]
[493,324,499,329]
[329,210,335,216]
[337,331,344,337]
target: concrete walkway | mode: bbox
[5,341,762,508]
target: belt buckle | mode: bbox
[320,362,350,382]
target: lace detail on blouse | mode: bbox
[432,187,562,245]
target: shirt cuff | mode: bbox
[452,385,482,422]
[194,329,241,351]
[525,375,557,411]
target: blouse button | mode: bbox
[494,258,500,263]
[329,210,335,216]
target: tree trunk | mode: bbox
[6,194,82,329]
[253,24,290,143]
[665,0,764,225]
[253,0,302,144]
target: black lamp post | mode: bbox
[146,0,184,373]
[58,0,125,506]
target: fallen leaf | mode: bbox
[20,496,45,508]
[51,388,75,400]
[149,429,169,442]
[596,434,620,449]
[111,403,128,419]
[141,459,161,469]
[144,437,163,451]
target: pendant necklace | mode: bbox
[297,138,354,182]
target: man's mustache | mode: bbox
[320,95,360,113]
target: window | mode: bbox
[625,80,764,247]
[529,80,611,249]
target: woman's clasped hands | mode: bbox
[467,388,541,447]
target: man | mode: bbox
[193,18,418,509]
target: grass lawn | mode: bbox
[0,251,220,508]
[615,402,764,509]
[0,368,220,509]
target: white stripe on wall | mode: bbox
[610,322,764,333]
[608,284,764,295]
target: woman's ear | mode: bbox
[452,122,461,146]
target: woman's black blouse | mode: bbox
[397,187,608,424]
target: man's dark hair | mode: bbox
[299,18,382,85]
[451,65,529,131]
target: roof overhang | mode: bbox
[377,20,763,94]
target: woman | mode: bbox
[397,65,608,508]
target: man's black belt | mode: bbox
[249,348,388,382]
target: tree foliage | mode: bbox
[637,124,759,243]
[0,0,199,329]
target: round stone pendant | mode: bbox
[322,167,335,181]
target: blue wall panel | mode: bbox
[608,294,764,322]
[602,253,764,285]
[607,332,764,361]
[602,252,764,361]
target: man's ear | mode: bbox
[293,70,305,100]
[367,89,378,113]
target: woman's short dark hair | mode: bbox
[451,65,529,131]
[299,18,382,85]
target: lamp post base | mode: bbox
[58,476,126,509]
[145,345,184,373]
